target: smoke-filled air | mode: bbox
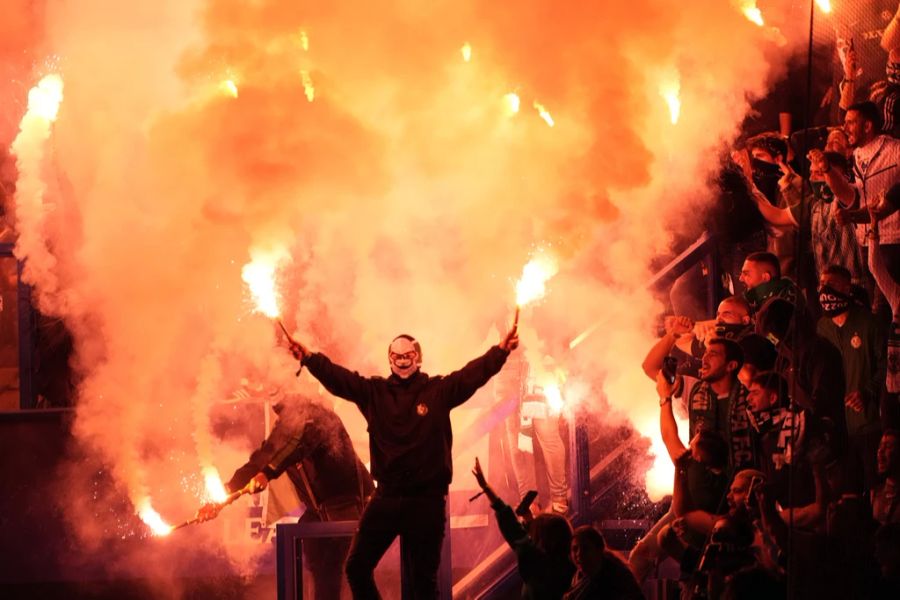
[4,0,800,590]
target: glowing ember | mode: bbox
[533,101,555,127]
[301,70,315,102]
[241,246,290,318]
[814,0,831,13]
[203,467,229,503]
[137,498,173,536]
[659,78,681,124]
[738,0,764,26]
[515,251,559,307]
[220,79,239,98]
[461,42,472,62]
[27,75,64,121]
[503,92,521,116]
[299,30,310,51]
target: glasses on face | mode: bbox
[390,352,417,362]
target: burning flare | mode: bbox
[659,78,681,124]
[241,246,290,318]
[301,70,315,102]
[299,30,310,51]
[503,92,521,116]
[203,467,229,503]
[220,79,239,98]
[461,42,472,62]
[515,251,559,308]
[814,0,831,13]
[737,0,764,26]
[533,101,555,127]
[137,498,174,536]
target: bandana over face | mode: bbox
[818,285,851,317]
[388,335,422,379]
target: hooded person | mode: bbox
[196,391,374,600]
[286,321,519,599]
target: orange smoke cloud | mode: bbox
[8,0,790,561]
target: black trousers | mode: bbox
[345,491,446,599]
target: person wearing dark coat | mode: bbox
[288,324,519,599]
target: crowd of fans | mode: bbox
[475,3,900,598]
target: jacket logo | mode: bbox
[416,403,428,416]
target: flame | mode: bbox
[241,246,290,318]
[659,78,681,124]
[814,0,831,13]
[738,0,764,26]
[301,70,315,102]
[645,429,677,501]
[27,75,65,121]
[515,251,559,307]
[299,30,310,51]
[137,498,173,536]
[220,79,238,98]
[503,92,521,116]
[543,383,564,414]
[202,467,229,503]
[533,101,555,127]
[461,42,472,62]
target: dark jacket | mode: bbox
[226,398,373,518]
[303,346,509,493]
[492,499,575,600]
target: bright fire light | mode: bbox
[220,79,238,98]
[301,70,315,102]
[461,42,472,62]
[645,426,677,500]
[27,75,65,122]
[543,383,564,414]
[533,101,555,127]
[203,467,229,503]
[299,30,310,51]
[515,251,559,307]
[659,78,681,124]
[241,246,290,318]
[814,0,831,13]
[738,0,765,26]
[503,92,521,116]
[137,498,173,536]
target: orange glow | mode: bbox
[299,30,310,51]
[515,251,559,307]
[27,75,64,122]
[202,467,229,503]
[814,0,831,13]
[503,92,521,116]
[137,498,173,536]
[241,246,289,318]
[532,101,555,127]
[659,78,681,124]
[738,0,764,26]
[461,42,472,62]
[301,70,315,102]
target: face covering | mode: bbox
[715,322,750,341]
[388,335,422,379]
[818,285,852,317]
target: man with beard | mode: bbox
[817,264,886,493]
[642,296,753,381]
[287,326,519,599]
[630,338,756,582]
[739,251,800,314]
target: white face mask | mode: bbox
[388,336,421,379]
